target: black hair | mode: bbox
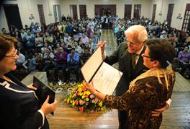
[145,39,176,68]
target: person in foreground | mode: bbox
[0,34,57,129]
[85,39,176,129]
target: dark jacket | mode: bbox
[104,43,147,95]
[0,77,49,129]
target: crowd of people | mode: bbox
[1,16,190,82]
[1,17,102,83]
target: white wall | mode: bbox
[152,0,190,30]
[43,0,62,25]
[0,0,62,32]
[61,0,152,19]
[1,0,189,31]
[0,0,18,32]
[0,5,8,32]
[170,0,189,30]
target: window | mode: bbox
[182,4,190,32]
[79,5,87,19]
[134,4,141,19]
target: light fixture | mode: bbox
[177,13,182,19]
[29,14,34,20]
[159,12,162,16]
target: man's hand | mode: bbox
[152,98,172,117]
[151,103,169,117]
[97,40,106,58]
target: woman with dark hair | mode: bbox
[0,34,57,129]
[85,39,176,129]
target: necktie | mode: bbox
[131,54,137,69]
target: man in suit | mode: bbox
[99,25,171,129]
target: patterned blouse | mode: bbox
[104,68,175,129]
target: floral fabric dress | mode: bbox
[104,68,175,129]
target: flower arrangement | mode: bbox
[65,83,107,112]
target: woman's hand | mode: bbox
[83,81,96,94]
[83,81,106,100]
[40,96,57,116]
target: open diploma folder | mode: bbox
[33,76,55,105]
[81,47,123,95]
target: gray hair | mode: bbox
[125,25,148,43]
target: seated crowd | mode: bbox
[1,17,102,83]
[1,16,190,85]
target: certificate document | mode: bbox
[81,47,123,95]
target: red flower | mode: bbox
[79,107,84,112]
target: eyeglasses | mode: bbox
[141,54,151,58]
[127,41,137,46]
[5,49,18,58]
[127,40,142,47]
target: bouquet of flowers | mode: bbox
[65,83,107,112]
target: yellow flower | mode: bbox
[72,101,75,106]
[66,99,70,104]
[85,98,89,101]
[98,101,103,107]
[84,91,91,95]
[78,87,82,92]
[81,95,84,99]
